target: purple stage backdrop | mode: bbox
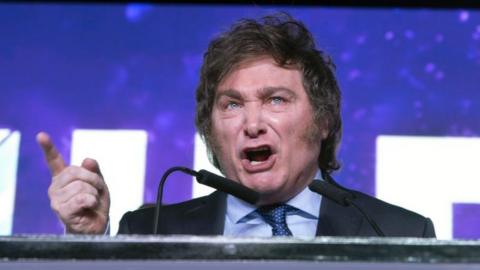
[0,3,479,239]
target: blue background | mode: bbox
[0,3,479,236]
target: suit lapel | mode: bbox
[181,191,227,235]
[316,196,365,236]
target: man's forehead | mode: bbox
[215,58,304,97]
[219,56,300,82]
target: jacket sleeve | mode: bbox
[117,211,132,235]
[422,218,436,238]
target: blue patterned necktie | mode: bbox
[256,204,293,236]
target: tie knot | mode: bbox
[256,204,293,236]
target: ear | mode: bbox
[318,119,329,140]
[321,129,329,140]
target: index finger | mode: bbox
[36,131,66,176]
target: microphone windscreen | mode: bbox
[196,170,260,205]
[308,180,352,206]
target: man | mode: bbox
[38,13,435,237]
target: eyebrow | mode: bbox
[258,86,296,98]
[215,89,243,101]
[215,86,296,101]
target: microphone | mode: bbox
[308,180,353,207]
[153,167,260,234]
[195,169,260,204]
[308,179,386,237]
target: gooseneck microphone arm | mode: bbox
[308,179,386,237]
[347,198,385,237]
[153,167,260,234]
[153,166,199,234]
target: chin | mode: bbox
[256,190,291,205]
[242,176,284,194]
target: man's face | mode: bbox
[210,57,326,205]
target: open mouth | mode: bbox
[244,146,273,165]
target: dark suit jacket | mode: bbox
[118,189,436,237]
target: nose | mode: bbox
[243,104,267,138]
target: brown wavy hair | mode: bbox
[195,13,342,173]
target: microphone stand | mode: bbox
[153,166,199,234]
[153,167,260,234]
[309,177,386,237]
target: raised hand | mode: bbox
[37,132,110,234]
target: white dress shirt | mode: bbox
[223,173,323,238]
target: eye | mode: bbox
[226,101,240,110]
[269,96,286,105]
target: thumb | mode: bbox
[81,158,103,177]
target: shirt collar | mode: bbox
[226,191,257,225]
[226,171,323,224]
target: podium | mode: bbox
[1,235,480,269]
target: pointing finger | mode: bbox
[36,131,66,176]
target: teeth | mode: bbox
[250,160,262,165]
[248,146,269,152]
